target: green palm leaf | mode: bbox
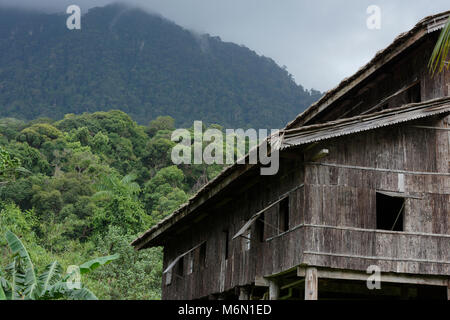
[6,260,22,300]
[0,271,6,300]
[429,17,450,75]
[67,288,98,300]
[38,261,63,295]
[79,254,120,275]
[5,230,35,273]
[5,230,38,299]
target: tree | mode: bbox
[17,124,62,148]
[0,147,20,181]
[429,17,450,75]
[0,230,119,300]
[147,116,175,137]
[93,174,152,234]
[143,166,188,221]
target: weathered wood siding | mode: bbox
[303,116,449,234]
[162,158,305,299]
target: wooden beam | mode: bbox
[239,287,250,300]
[304,267,318,300]
[268,280,280,300]
[412,125,450,131]
[360,79,420,115]
[447,281,450,301]
[255,276,269,287]
[281,279,305,290]
[298,266,449,287]
[306,162,450,177]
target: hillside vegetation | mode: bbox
[0,111,227,299]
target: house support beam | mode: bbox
[298,266,449,288]
[447,281,450,300]
[239,287,250,300]
[268,280,280,300]
[304,267,318,300]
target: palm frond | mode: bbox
[5,230,38,299]
[429,17,450,75]
[38,261,63,295]
[121,173,137,185]
[92,190,115,200]
[67,288,98,300]
[79,254,120,275]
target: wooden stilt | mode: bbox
[447,281,450,301]
[269,280,279,300]
[239,287,250,300]
[305,267,318,300]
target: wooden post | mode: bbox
[268,280,279,300]
[239,287,250,300]
[447,281,450,301]
[305,267,318,300]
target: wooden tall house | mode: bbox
[133,11,450,300]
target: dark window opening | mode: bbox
[224,230,229,260]
[279,197,290,233]
[376,193,405,231]
[199,242,207,267]
[257,214,265,242]
[176,256,184,277]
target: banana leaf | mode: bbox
[79,254,120,275]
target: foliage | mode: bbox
[93,174,152,234]
[0,109,253,300]
[86,227,162,300]
[0,230,119,300]
[429,17,450,75]
[0,146,21,181]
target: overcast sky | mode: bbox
[0,0,449,92]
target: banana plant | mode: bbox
[429,17,450,75]
[0,230,119,300]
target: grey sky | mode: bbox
[0,0,449,92]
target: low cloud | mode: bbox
[0,0,449,91]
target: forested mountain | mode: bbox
[0,4,320,129]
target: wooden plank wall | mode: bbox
[303,116,449,234]
[301,226,450,275]
[162,158,305,299]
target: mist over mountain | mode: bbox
[0,4,321,129]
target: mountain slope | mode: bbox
[0,4,321,129]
